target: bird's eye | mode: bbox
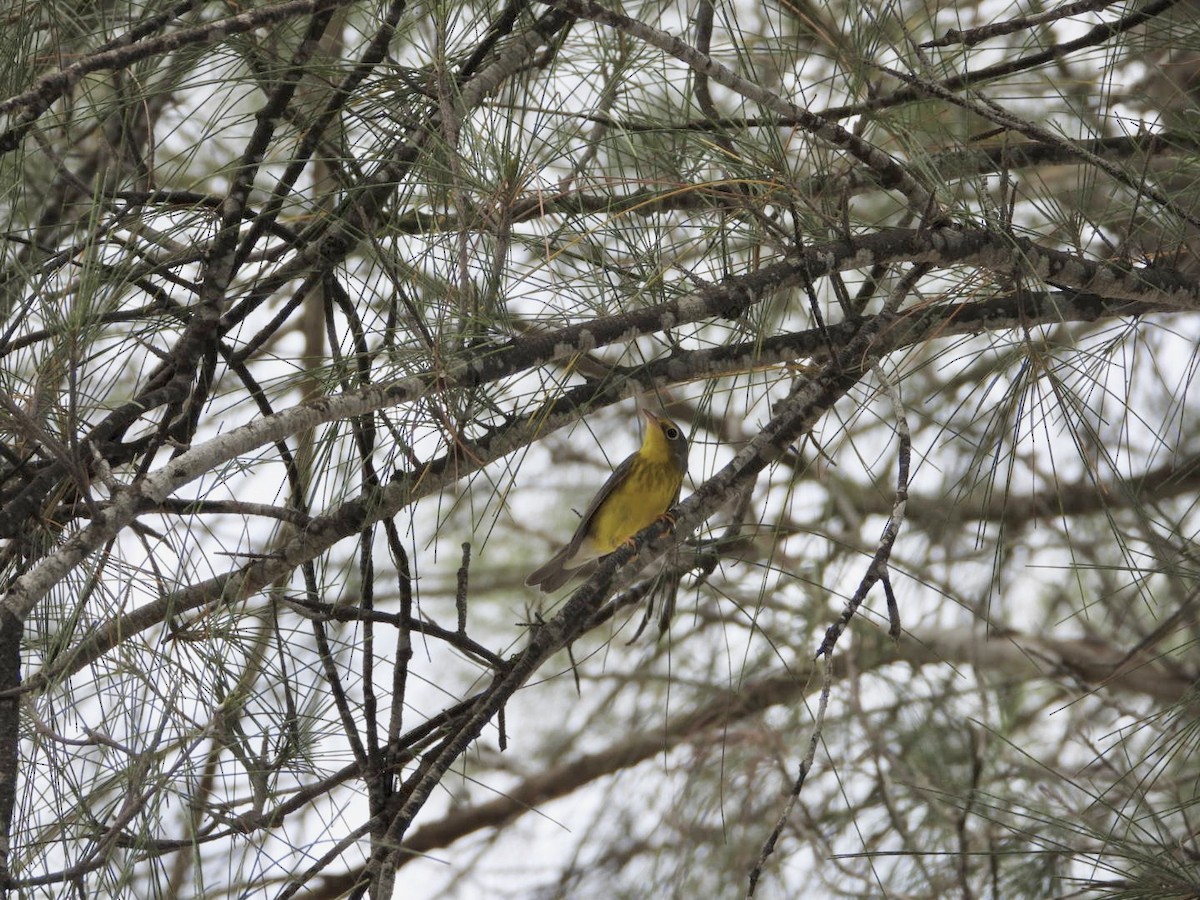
[665,427,679,439]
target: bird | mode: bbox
[526,409,689,592]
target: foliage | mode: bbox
[0,0,1198,897]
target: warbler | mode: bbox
[526,410,689,592]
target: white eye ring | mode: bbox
[665,427,679,439]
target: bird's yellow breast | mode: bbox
[586,456,682,555]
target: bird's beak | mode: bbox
[641,409,659,426]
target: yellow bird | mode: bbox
[526,410,689,592]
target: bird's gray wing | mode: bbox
[559,450,639,556]
[525,451,640,590]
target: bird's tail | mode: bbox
[526,544,591,592]
[525,544,574,591]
